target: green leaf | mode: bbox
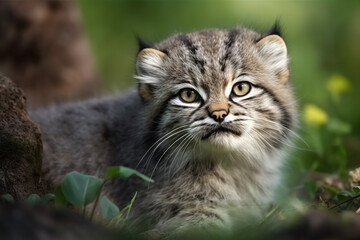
[25,194,41,205]
[61,171,102,207]
[41,193,55,204]
[322,184,340,195]
[336,190,355,202]
[1,193,14,203]
[54,185,69,207]
[100,196,120,220]
[105,166,154,183]
[353,186,360,194]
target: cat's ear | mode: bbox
[135,48,167,101]
[256,35,289,83]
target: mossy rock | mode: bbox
[0,75,48,199]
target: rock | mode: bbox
[0,75,48,199]
[0,0,98,107]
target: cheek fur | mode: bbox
[160,105,197,131]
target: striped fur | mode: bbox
[31,26,296,237]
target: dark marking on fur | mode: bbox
[189,102,205,118]
[229,99,248,110]
[220,29,239,71]
[255,107,276,121]
[195,194,205,201]
[167,119,180,128]
[159,48,169,56]
[230,118,248,123]
[242,91,266,101]
[193,117,205,121]
[253,84,292,145]
[147,94,175,142]
[178,79,193,85]
[178,34,206,74]
[201,79,211,94]
[202,126,241,140]
[172,105,196,109]
[213,171,226,184]
[102,123,111,141]
[170,204,181,217]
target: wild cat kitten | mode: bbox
[30,25,296,235]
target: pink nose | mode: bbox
[210,110,228,123]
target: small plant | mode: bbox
[54,166,154,223]
[327,185,360,211]
[301,73,352,176]
[1,193,54,205]
[297,73,360,212]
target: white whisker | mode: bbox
[165,132,193,180]
[135,126,187,168]
[168,133,195,178]
[252,116,309,149]
[149,132,190,181]
[143,128,189,173]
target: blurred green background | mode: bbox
[77,0,360,188]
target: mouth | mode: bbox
[202,126,241,140]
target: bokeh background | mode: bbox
[0,1,359,237]
[78,0,360,190]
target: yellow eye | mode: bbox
[232,82,251,96]
[179,89,199,103]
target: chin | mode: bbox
[201,133,241,152]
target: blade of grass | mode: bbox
[89,180,108,220]
[125,191,137,224]
[329,194,360,210]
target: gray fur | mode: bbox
[30,27,296,236]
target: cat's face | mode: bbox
[135,28,296,163]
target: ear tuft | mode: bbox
[269,21,282,37]
[136,37,153,53]
[256,35,289,83]
[135,48,167,101]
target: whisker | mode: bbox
[250,116,309,149]
[165,133,193,180]
[149,132,190,181]
[136,126,187,170]
[173,133,196,176]
[135,125,187,169]
[168,133,194,178]
[143,128,189,173]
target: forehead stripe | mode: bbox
[177,34,206,74]
[220,29,239,72]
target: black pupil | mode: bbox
[186,91,193,97]
[237,84,243,91]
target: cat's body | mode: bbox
[30,26,296,235]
